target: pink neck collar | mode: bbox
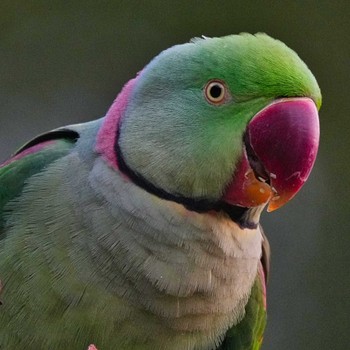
[95,75,139,169]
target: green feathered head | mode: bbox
[117,33,321,214]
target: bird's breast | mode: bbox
[83,159,263,349]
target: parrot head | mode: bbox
[98,33,321,227]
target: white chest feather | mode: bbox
[76,158,263,349]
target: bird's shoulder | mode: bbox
[0,127,80,231]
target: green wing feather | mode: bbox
[0,130,78,231]
[0,130,81,348]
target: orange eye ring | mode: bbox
[204,80,227,105]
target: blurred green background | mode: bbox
[0,1,349,349]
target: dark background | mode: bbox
[0,1,349,349]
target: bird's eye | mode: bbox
[204,80,227,105]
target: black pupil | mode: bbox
[210,84,222,98]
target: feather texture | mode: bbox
[0,127,264,349]
[0,33,321,349]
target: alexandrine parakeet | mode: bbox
[0,33,320,350]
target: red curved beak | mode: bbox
[223,98,320,211]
